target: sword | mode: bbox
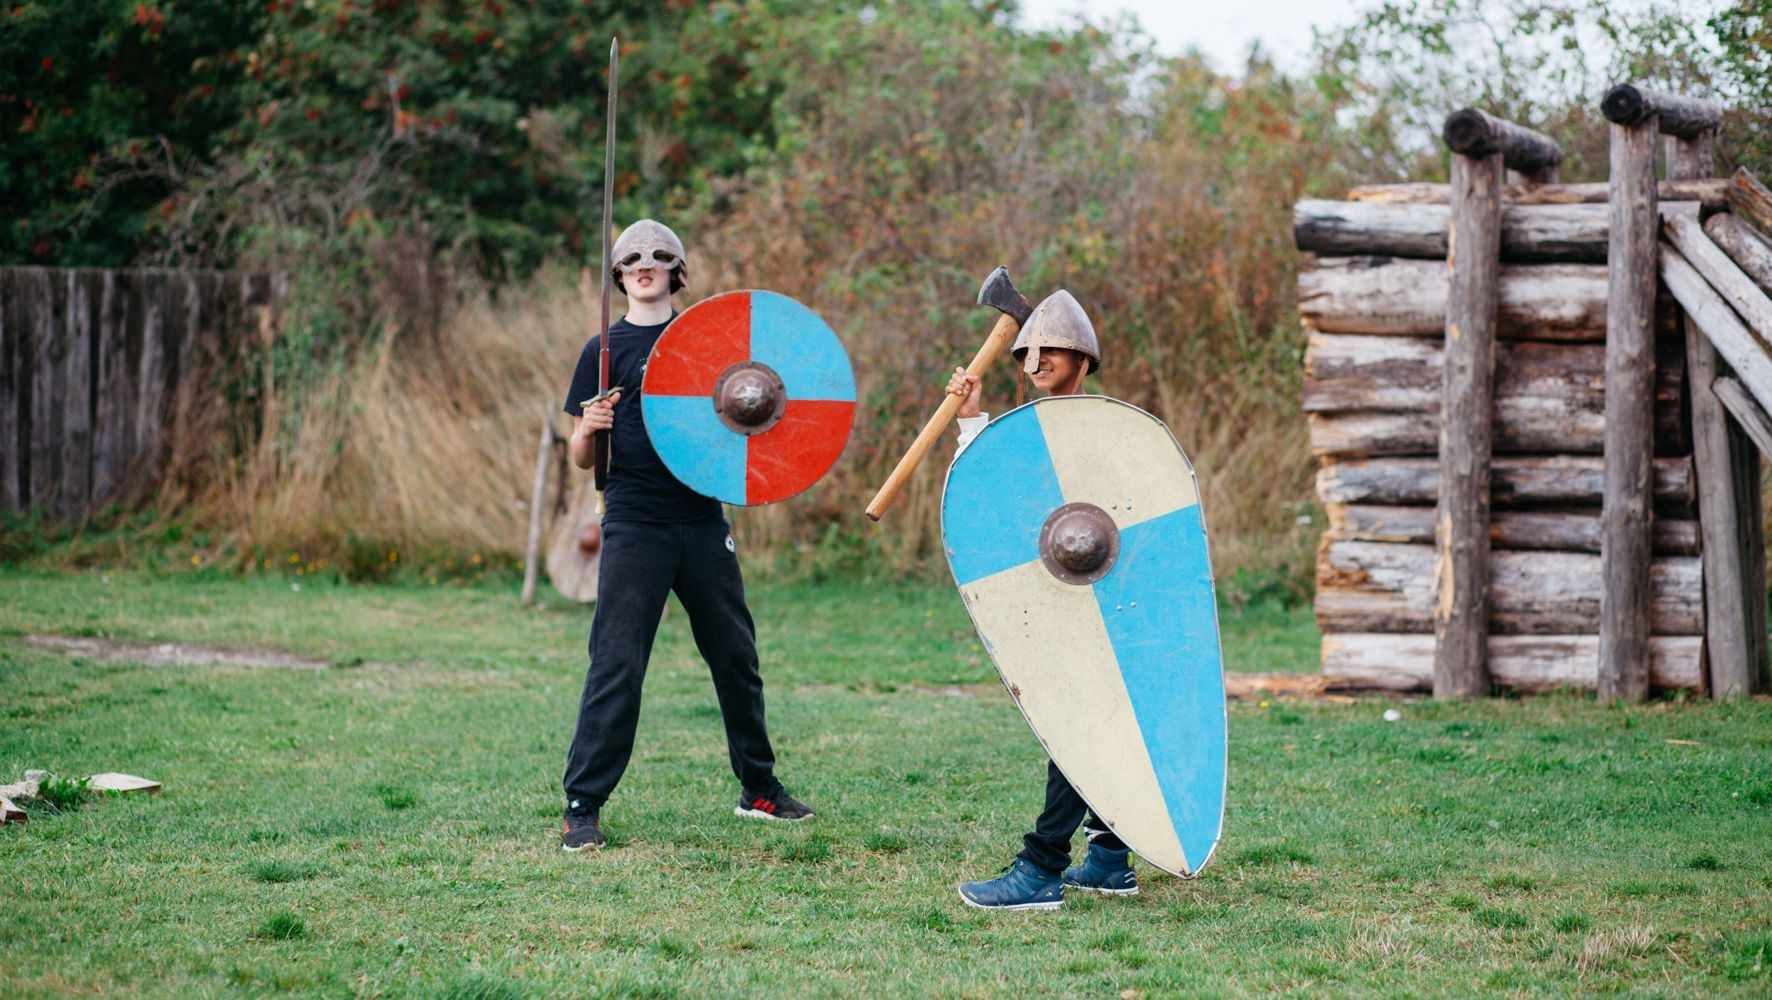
[592,36,619,514]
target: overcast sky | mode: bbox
[1012,0,1368,73]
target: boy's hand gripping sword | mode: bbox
[864,266,1033,520]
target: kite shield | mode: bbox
[642,291,855,506]
[941,395,1226,879]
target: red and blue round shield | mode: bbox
[642,291,856,506]
[942,395,1227,878]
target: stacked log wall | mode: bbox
[1296,192,1708,693]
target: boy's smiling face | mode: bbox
[1027,347,1087,396]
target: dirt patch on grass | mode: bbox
[25,634,398,671]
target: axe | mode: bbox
[864,266,1034,520]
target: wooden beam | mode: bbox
[1714,375,1772,459]
[1320,633,1705,693]
[1316,455,1695,511]
[1726,167,1772,235]
[1316,540,1703,635]
[1346,179,1729,209]
[1599,114,1660,702]
[1601,84,1723,139]
[1433,150,1503,699]
[1298,258,1613,339]
[1703,214,1772,297]
[1442,109,1562,180]
[1327,503,1699,555]
[1293,199,1698,261]
[1664,213,1772,344]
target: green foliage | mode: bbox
[253,910,307,941]
[0,1,261,265]
[30,773,91,812]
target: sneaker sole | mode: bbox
[733,806,813,822]
[562,841,604,853]
[1064,882,1139,896]
[957,887,1063,911]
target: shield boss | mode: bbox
[714,361,787,435]
[1039,502,1120,584]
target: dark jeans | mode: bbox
[562,515,780,812]
[1017,759,1127,873]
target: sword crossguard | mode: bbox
[579,386,625,409]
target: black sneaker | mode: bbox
[562,810,605,852]
[734,788,814,822]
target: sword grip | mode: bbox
[865,310,1023,521]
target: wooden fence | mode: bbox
[0,268,278,518]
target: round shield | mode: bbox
[941,395,1226,879]
[642,291,855,506]
[545,478,602,603]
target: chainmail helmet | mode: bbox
[1012,289,1101,375]
[610,219,688,293]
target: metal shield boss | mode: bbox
[642,290,856,506]
[942,395,1226,878]
[1012,289,1101,374]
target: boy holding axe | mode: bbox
[940,289,1139,909]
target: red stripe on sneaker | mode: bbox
[754,798,776,814]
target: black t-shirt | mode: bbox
[564,314,722,524]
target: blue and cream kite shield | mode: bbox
[942,395,1226,879]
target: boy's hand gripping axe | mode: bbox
[864,266,1033,520]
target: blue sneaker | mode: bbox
[1064,844,1138,895]
[958,859,1065,911]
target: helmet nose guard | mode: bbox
[1012,289,1101,375]
[611,219,689,293]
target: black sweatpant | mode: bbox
[562,515,780,812]
[1017,759,1127,873]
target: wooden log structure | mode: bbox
[1600,84,1724,139]
[1321,634,1705,693]
[1435,128,1516,698]
[1326,504,1700,556]
[1346,178,1730,209]
[1316,455,1695,512]
[1703,214,1772,296]
[1297,257,1688,340]
[1316,541,1703,636]
[1292,89,1747,700]
[1305,339,1687,458]
[1596,88,1686,701]
[1662,217,1772,697]
[1727,167,1772,235]
[1293,199,1699,262]
[1442,108,1563,181]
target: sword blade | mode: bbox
[593,36,619,492]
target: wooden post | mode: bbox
[520,413,556,607]
[1598,94,1662,701]
[1668,128,1761,700]
[1435,148,1507,698]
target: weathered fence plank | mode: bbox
[1346,178,1728,209]
[1,267,276,516]
[1298,259,1623,339]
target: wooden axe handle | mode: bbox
[865,310,1023,520]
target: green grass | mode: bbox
[3,568,1770,997]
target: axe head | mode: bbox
[977,266,1034,327]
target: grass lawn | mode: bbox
[2,567,1769,998]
